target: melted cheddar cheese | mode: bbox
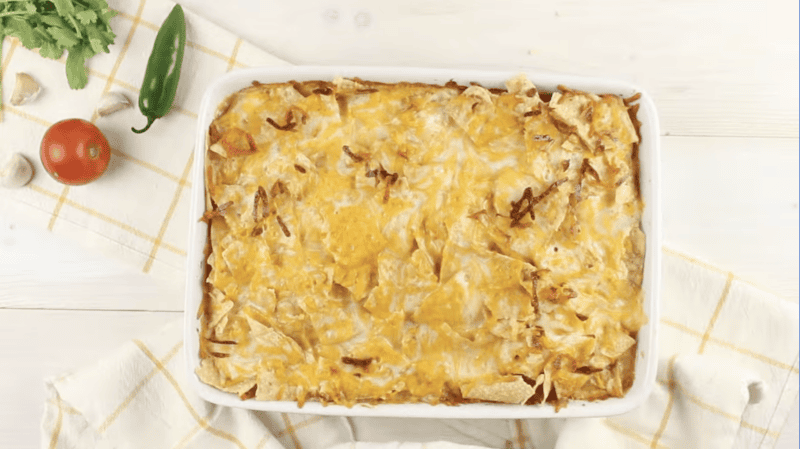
[198,75,647,409]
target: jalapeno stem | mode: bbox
[131,116,156,134]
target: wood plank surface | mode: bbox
[0,310,180,449]
[0,0,796,447]
[180,0,800,138]
[662,136,799,301]
[0,211,183,312]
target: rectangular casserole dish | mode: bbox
[185,66,661,418]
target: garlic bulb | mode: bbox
[0,153,34,188]
[10,73,42,106]
[96,92,132,117]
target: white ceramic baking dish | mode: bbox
[184,66,661,418]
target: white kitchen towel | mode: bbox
[0,0,290,290]
[41,248,800,449]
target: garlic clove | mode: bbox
[0,153,34,188]
[96,91,132,117]
[10,73,42,106]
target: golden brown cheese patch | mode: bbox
[199,74,647,409]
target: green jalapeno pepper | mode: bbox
[132,5,186,134]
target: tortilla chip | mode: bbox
[461,375,535,405]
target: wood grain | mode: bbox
[179,0,799,138]
[0,309,179,449]
[662,136,799,302]
[0,212,183,311]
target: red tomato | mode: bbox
[40,119,111,185]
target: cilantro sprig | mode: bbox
[0,0,117,90]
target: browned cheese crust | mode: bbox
[198,75,646,410]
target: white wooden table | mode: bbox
[1,1,797,447]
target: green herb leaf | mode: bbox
[75,9,96,24]
[7,16,42,48]
[39,40,64,59]
[85,25,106,53]
[65,13,83,38]
[65,43,89,89]
[0,0,116,89]
[99,9,115,23]
[39,14,70,29]
[51,0,76,17]
[33,24,52,42]
[47,25,79,49]
[79,0,110,10]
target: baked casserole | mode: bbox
[198,74,647,410]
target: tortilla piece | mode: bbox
[461,375,535,405]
